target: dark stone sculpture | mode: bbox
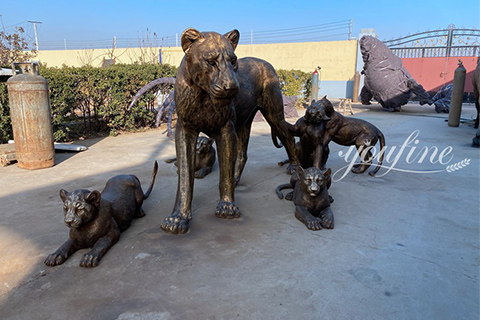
[360,35,431,111]
[160,28,299,234]
[473,58,480,129]
[276,166,334,231]
[431,84,453,113]
[317,97,385,175]
[45,161,158,268]
[165,136,216,179]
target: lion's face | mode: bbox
[181,28,240,99]
[297,167,331,198]
[59,189,100,229]
[304,101,329,124]
[196,136,214,155]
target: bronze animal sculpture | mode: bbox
[160,28,299,234]
[316,97,385,176]
[276,166,334,231]
[279,101,330,169]
[45,161,158,268]
[165,136,216,179]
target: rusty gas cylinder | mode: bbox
[7,62,55,169]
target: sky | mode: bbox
[1,0,479,50]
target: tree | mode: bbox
[0,26,37,67]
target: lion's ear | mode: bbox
[323,168,332,180]
[59,189,69,202]
[181,28,204,54]
[224,29,240,51]
[86,190,101,207]
[296,166,304,178]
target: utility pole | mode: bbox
[28,20,42,51]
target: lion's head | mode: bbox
[304,99,330,124]
[181,28,240,100]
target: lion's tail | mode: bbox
[275,183,292,199]
[271,130,283,148]
[369,131,385,176]
[144,161,159,199]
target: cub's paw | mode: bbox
[160,213,190,234]
[80,253,100,268]
[215,201,240,219]
[285,191,294,201]
[305,217,323,231]
[195,167,212,179]
[286,164,298,175]
[44,253,68,266]
[321,209,335,229]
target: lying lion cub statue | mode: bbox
[276,166,334,231]
[45,161,158,268]
[165,136,216,179]
[160,28,299,234]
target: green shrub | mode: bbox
[0,63,177,142]
[0,83,11,143]
[276,69,312,99]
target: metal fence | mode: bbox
[384,26,480,58]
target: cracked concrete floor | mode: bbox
[0,103,478,320]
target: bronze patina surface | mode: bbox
[276,166,334,231]
[160,28,298,234]
[165,136,216,179]
[286,101,330,169]
[315,97,386,175]
[44,161,158,267]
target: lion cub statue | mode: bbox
[45,161,158,268]
[279,101,330,169]
[165,136,216,179]
[316,96,386,175]
[276,166,334,231]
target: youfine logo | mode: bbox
[332,130,471,182]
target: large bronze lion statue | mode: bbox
[160,28,299,234]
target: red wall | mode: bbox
[401,56,477,92]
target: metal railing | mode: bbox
[384,26,480,58]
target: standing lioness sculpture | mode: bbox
[160,28,299,234]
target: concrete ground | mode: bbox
[0,102,478,320]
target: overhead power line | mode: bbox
[12,19,354,50]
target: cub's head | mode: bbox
[196,136,214,155]
[304,99,330,124]
[59,189,101,229]
[181,28,240,99]
[297,167,332,197]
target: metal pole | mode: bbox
[28,20,42,51]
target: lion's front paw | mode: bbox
[80,253,100,268]
[215,201,240,219]
[160,213,190,234]
[44,253,68,266]
[305,217,323,231]
[321,209,335,229]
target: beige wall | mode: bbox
[35,39,358,81]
